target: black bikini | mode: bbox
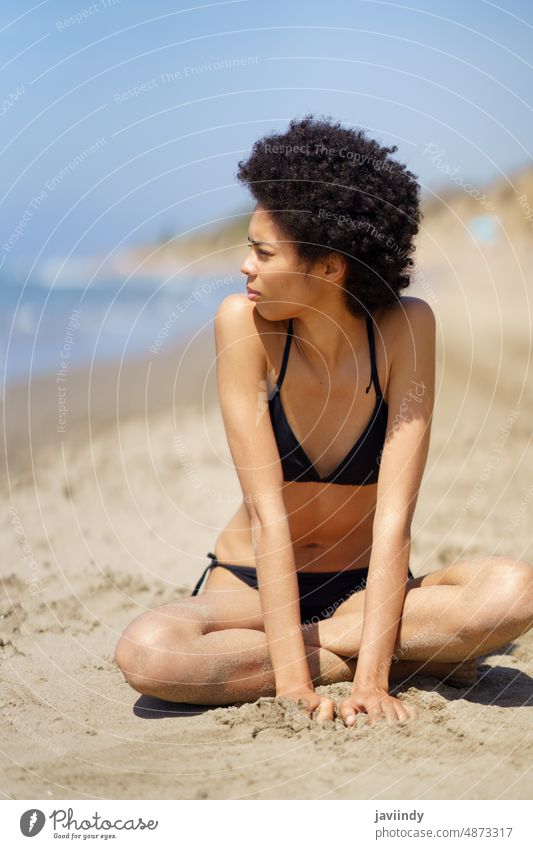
[191,316,414,619]
[192,316,414,621]
[268,315,387,485]
[192,552,414,624]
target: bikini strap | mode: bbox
[364,315,383,399]
[276,318,294,390]
[191,552,218,596]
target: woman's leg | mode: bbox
[114,577,356,704]
[311,555,533,662]
[114,555,533,705]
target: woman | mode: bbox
[115,115,533,727]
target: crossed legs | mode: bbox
[114,556,533,705]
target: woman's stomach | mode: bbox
[214,481,377,572]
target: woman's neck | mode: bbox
[291,308,369,373]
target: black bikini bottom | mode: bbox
[192,551,415,626]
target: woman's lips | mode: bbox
[246,286,261,299]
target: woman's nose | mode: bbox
[240,249,256,277]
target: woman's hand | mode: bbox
[339,684,417,727]
[276,685,336,724]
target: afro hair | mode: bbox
[236,114,422,316]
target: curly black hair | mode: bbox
[236,114,422,316]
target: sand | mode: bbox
[1,178,533,800]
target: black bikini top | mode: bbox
[268,316,388,485]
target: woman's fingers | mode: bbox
[283,692,335,723]
[313,697,335,724]
[399,700,417,721]
[293,693,417,727]
[370,697,415,725]
[366,703,385,727]
[339,698,359,726]
[381,700,399,725]
[339,695,417,727]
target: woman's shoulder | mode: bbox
[216,293,288,330]
[370,298,436,387]
[215,294,289,356]
[380,295,435,326]
[218,292,434,331]
[379,296,435,342]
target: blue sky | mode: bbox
[1,0,532,269]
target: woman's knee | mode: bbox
[464,557,533,630]
[114,603,203,694]
[493,558,533,622]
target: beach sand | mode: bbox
[1,184,533,800]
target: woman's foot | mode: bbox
[391,657,479,688]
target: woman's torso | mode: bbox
[214,300,392,573]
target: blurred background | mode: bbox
[1,0,532,386]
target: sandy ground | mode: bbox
[1,184,533,800]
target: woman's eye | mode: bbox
[247,243,269,258]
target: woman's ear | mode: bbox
[323,251,347,283]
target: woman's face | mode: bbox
[240,205,320,322]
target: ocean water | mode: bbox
[1,271,238,387]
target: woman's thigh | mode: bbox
[326,556,505,622]
[328,571,427,620]
[189,565,264,631]
[119,577,264,653]
[184,559,466,635]
[199,565,421,632]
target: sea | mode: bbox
[1,269,239,388]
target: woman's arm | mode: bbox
[214,295,312,695]
[250,516,312,694]
[341,297,436,725]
